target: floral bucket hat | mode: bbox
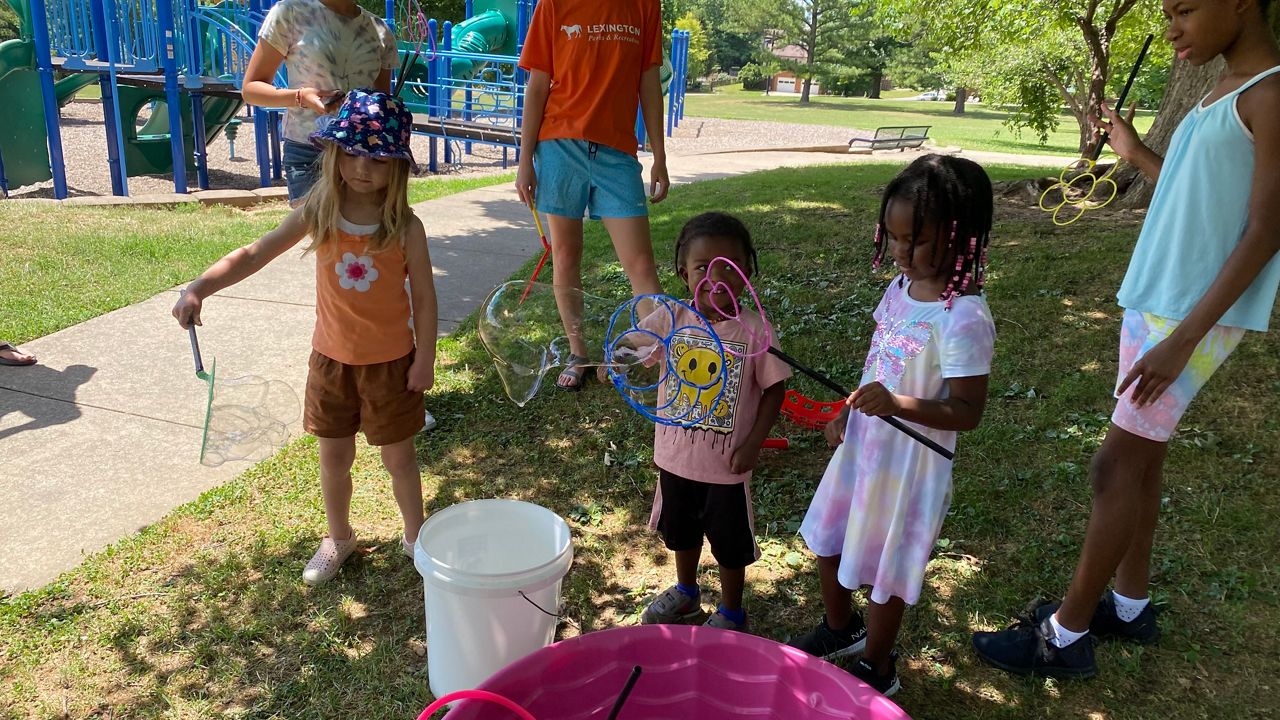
[310,89,418,172]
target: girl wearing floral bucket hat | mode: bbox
[173,90,439,586]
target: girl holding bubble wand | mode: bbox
[974,0,1280,679]
[788,155,997,697]
[173,91,438,586]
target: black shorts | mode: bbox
[655,469,758,570]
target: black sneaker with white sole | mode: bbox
[850,651,901,697]
[1034,593,1160,645]
[972,616,1097,679]
[786,614,868,660]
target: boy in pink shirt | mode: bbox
[638,212,790,632]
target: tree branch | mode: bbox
[1106,0,1140,28]
[1076,14,1106,65]
[1047,68,1084,120]
[1084,0,1101,26]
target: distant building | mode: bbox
[765,42,821,95]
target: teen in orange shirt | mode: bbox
[516,0,670,390]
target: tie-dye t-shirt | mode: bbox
[259,0,399,143]
[800,276,995,605]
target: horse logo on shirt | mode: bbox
[561,24,582,39]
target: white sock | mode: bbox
[1112,590,1150,623]
[1048,612,1088,648]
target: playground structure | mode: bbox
[0,0,691,198]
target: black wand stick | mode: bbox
[606,666,643,720]
[767,346,954,461]
[1090,33,1154,163]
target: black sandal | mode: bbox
[557,354,590,391]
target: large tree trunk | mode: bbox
[1116,57,1223,207]
[799,2,818,104]
[867,69,883,98]
[1077,18,1112,157]
[952,86,967,114]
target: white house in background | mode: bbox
[765,41,821,95]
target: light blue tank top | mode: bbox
[1116,65,1280,331]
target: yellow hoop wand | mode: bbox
[1040,34,1153,226]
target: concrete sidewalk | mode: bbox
[0,148,1068,594]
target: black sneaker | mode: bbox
[1034,594,1160,645]
[786,614,868,660]
[972,616,1097,679]
[850,651,900,697]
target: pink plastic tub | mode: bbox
[431,625,911,719]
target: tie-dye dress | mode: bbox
[799,276,995,605]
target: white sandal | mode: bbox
[302,532,358,585]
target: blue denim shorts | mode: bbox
[283,139,321,203]
[534,139,648,220]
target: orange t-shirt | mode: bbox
[518,0,662,156]
[312,229,414,366]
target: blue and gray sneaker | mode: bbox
[704,607,749,632]
[640,585,704,625]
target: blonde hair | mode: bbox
[301,144,413,255]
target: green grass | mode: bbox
[0,204,287,344]
[0,173,512,344]
[685,85,1157,156]
[406,172,513,206]
[1,164,1278,719]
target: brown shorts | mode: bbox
[304,350,424,446]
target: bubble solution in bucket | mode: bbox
[440,625,912,720]
[414,499,574,698]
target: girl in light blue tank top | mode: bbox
[973,0,1280,681]
[1116,65,1280,331]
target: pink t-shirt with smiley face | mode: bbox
[643,305,791,485]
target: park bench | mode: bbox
[849,125,932,152]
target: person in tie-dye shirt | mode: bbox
[788,155,997,698]
[243,0,399,205]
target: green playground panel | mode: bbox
[116,84,243,176]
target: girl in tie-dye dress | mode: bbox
[788,155,997,697]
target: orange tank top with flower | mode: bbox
[312,220,414,366]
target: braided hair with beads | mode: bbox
[872,154,994,310]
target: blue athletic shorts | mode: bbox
[283,139,322,203]
[534,139,648,220]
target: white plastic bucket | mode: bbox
[414,499,573,698]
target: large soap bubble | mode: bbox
[478,283,730,428]
[477,281,615,407]
[603,294,727,427]
[202,375,299,467]
[188,326,299,467]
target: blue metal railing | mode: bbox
[47,0,171,72]
[399,20,524,171]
